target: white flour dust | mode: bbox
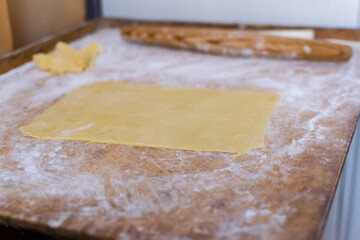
[0,28,360,239]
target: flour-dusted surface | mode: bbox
[0,28,359,240]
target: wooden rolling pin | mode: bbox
[121,26,352,61]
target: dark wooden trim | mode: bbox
[104,17,360,41]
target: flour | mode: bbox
[0,28,360,239]
[62,123,94,136]
[303,45,312,53]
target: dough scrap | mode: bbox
[20,82,280,156]
[33,42,101,74]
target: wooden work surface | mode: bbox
[0,18,360,240]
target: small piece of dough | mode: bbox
[33,42,101,74]
[20,82,280,156]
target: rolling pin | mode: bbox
[121,26,352,61]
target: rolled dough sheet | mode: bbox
[20,81,280,156]
[33,42,101,74]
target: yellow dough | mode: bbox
[20,82,280,156]
[33,42,101,74]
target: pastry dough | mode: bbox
[33,42,101,74]
[20,82,280,156]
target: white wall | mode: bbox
[103,0,360,28]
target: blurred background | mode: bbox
[0,0,98,55]
[0,1,359,240]
[102,0,360,27]
[3,0,360,55]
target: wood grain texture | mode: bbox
[121,26,352,61]
[0,18,360,240]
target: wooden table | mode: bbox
[0,18,360,240]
